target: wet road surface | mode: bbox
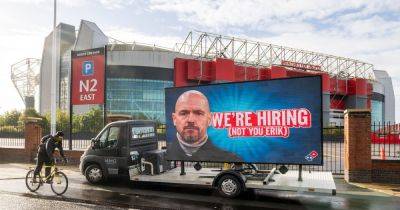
[0,163,399,210]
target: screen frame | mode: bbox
[165,75,323,165]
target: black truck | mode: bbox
[79,120,163,182]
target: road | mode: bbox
[0,163,399,210]
[0,193,127,210]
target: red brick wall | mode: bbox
[372,160,400,184]
[24,120,42,162]
[0,148,30,163]
[344,109,372,183]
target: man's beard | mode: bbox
[181,126,201,144]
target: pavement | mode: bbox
[0,162,399,210]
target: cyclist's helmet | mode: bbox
[55,131,64,137]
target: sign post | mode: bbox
[70,47,106,147]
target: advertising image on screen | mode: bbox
[165,76,322,165]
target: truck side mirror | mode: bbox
[91,138,99,150]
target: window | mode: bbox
[98,126,120,148]
[99,129,108,148]
[131,126,155,140]
[106,78,173,124]
[108,127,120,147]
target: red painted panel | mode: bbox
[259,68,270,80]
[187,59,212,82]
[347,79,356,95]
[347,78,367,95]
[270,66,287,79]
[356,78,368,95]
[214,58,235,82]
[330,97,345,110]
[286,70,314,78]
[235,65,264,81]
[330,78,347,95]
[235,65,245,81]
[174,58,190,87]
[321,73,330,93]
[246,66,259,81]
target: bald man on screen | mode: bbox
[167,90,242,162]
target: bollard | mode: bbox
[380,146,386,160]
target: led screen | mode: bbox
[165,76,322,165]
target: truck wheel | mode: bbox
[85,164,104,184]
[217,175,242,198]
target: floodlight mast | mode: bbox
[10,58,41,107]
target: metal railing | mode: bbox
[371,122,400,160]
[0,126,25,148]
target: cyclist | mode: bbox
[33,131,67,183]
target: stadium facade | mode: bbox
[38,20,395,126]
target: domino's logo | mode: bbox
[82,61,94,76]
[305,150,318,161]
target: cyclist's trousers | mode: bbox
[34,152,53,178]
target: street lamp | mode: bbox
[51,0,57,135]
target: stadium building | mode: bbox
[38,20,395,126]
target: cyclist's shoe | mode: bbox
[45,180,52,184]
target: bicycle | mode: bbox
[25,158,69,196]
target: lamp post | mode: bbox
[50,0,57,135]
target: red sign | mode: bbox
[71,48,105,105]
[281,60,321,71]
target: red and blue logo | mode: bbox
[305,150,318,161]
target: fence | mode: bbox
[0,126,25,148]
[371,122,400,160]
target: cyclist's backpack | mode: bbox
[41,134,51,143]
[38,135,51,152]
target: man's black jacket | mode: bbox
[167,138,243,162]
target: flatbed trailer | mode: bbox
[80,120,336,198]
[129,165,336,197]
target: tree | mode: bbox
[23,108,41,118]
[2,110,21,126]
[0,115,4,126]
[42,109,70,135]
[73,107,103,134]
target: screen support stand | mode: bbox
[180,161,186,175]
[298,165,303,181]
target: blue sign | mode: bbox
[82,61,94,76]
[165,76,322,164]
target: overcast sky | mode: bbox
[0,0,399,122]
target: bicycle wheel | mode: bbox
[25,169,40,192]
[50,171,68,195]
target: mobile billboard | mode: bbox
[165,76,322,165]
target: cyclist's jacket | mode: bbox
[38,135,65,160]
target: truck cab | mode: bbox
[79,120,159,183]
